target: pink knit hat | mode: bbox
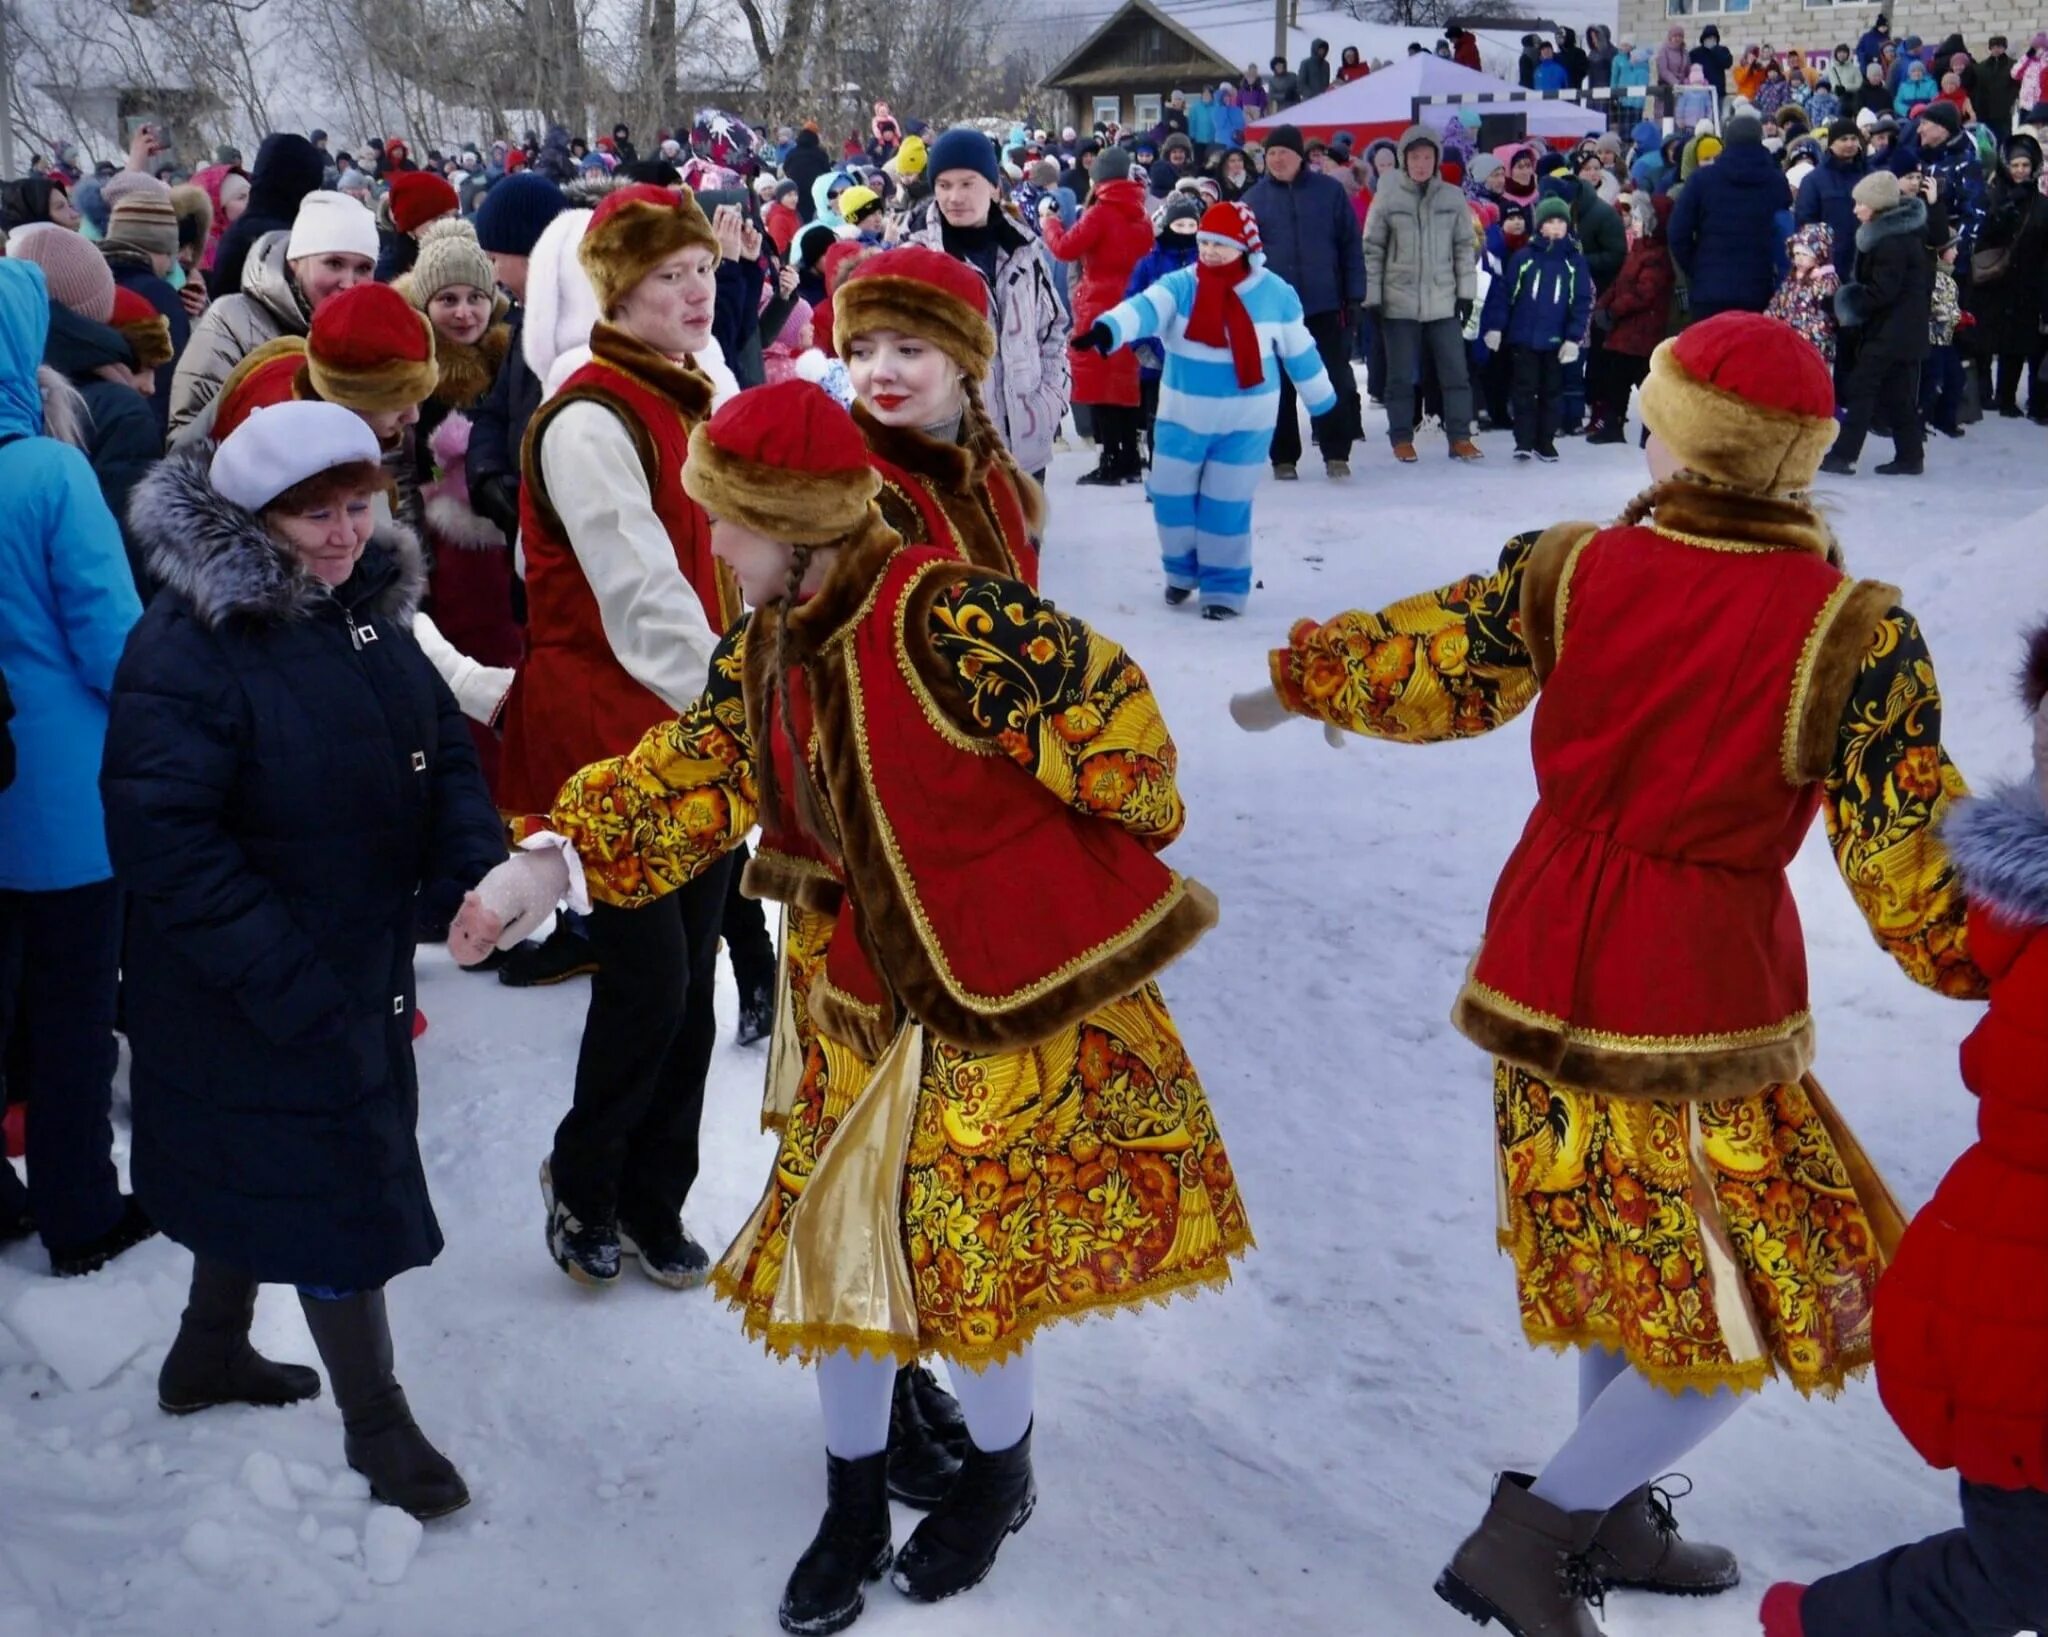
[5,223,116,323]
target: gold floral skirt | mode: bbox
[714,952,1253,1368]
[1493,1060,1892,1398]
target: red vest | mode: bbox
[748,542,1213,1056]
[870,448,1040,588]
[1457,524,1854,1099]
[498,335,733,814]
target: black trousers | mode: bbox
[551,857,734,1229]
[1587,347,1649,429]
[721,841,776,1001]
[1270,308,1359,465]
[0,880,124,1252]
[1510,346,1564,453]
[1091,402,1141,463]
[1835,346,1925,467]
[1803,1480,2048,1636]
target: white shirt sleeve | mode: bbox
[540,399,718,714]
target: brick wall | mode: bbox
[1617,0,2033,53]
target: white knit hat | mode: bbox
[286,191,381,264]
[210,400,381,513]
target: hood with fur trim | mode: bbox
[128,443,426,630]
[1946,782,2048,926]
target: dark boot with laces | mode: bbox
[886,1366,962,1509]
[905,1364,967,1458]
[779,1450,893,1635]
[540,1159,620,1285]
[890,1421,1035,1603]
[1435,1471,1610,1635]
[1588,1478,1739,1595]
[159,1256,322,1415]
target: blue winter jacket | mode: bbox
[0,262,143,893]
[1242,169,1368,318]
[1190,100,1216,145]
[1668,141,1794,311]
[1534,58,1569,90]
[1125,237,1200,377]
[1889,133,1988,264]
[1213,102,1247,149]
[1482,234,1593,350]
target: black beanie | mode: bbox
[1825,118,1863,145]
[1723,113,1764,148]
[474,173,568,257]
[1263,124,1306,158]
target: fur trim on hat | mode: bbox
[832,274,995,381]
[119,311,175,371]
[2022,618,2048,714]
[128,443,425,630]
[579,185,719,316]
[306,306,440,413]
[1637,340,1838,495]
[683,428,881,545]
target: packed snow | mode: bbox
[3,397,2044,1636]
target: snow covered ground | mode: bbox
[4,395,2046,1637]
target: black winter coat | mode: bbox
[103,249,188,439]
[1668,142,1792,313]
[783,133,833,224]
[465,306,539,542]
[43,303,161,596]
[1966,174,2048,355]
[1837,196,1933,361]
[212,134,324,299]
[103,450,504,1290]
[1569,179,1628,288]
[1795,151,1869,273]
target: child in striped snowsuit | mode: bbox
[1087,201,1336,619]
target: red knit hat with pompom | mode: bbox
[389,170,458,235]
[832,244,995,380]
[682,379,881,545]
[1197,200,1262,258]
[1637,311,1838,494]
[303,281,439,412]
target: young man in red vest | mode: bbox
[499,183,742,1289]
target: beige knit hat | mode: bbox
[403,219,495,309]
[104,172,180,258]
[5,223,116,323]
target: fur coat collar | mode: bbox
[1947,782,2048,927]
[1855,194,1929,253]
[130,445,427,631]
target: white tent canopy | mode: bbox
[1245,54,1603,147]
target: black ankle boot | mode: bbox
[890,1422,1035,1603]
[906,1364,967,1457]
[1074,450,1120,486]
[779,1450,893,1635]
[159,1257,322,1415]
[887,1366,962,1509]
[299,1289,469,1520]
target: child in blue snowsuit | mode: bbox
[1088,200,1335,619]
[1126,195,1202,468]
[1481,194,1592,462]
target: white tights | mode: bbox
[1528,1345,1745,1514]
[814,1348,1037,1461]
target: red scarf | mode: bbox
[1186,257,1264,389]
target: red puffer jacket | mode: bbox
[1874,773,2048,1489]
[1043,178,1154,406]
[1592,197,1677,359]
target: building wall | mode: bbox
[1619,0,2025,52]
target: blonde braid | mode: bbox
[769,544,841,853]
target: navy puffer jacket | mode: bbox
[1243,168,1368,318]
[1668,142,1793,313]
[103,450,505,1290]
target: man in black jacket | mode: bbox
[465,174,567,543]
[1822,169,1934,477]
[1976,37,2021,135]
[783,127,833,223]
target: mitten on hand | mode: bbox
[1454,297,1474,326]
[1230,687,1346,747]
[1484,331,1503,352]
[450,848,570,965]
[1081,321,1116,355]
[1559,340,1581,365]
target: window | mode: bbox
[1803,0,1877,9]
[1667,0,1751,14]
[1134,93,1163,130]
[1093,96,1121,128]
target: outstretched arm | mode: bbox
[1822,605,1985,997]
[1258,532,1544,742]
[922,575,1187,848]
[545,621,760,908]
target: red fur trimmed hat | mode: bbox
[109,285,174,372]
[579,183,720,316]
[831,244,994,381]
[213,337,308,441]
[389,170,459,235]
[1637,311,1838,495]
[682,379,880,545]
[303,282,439,413]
